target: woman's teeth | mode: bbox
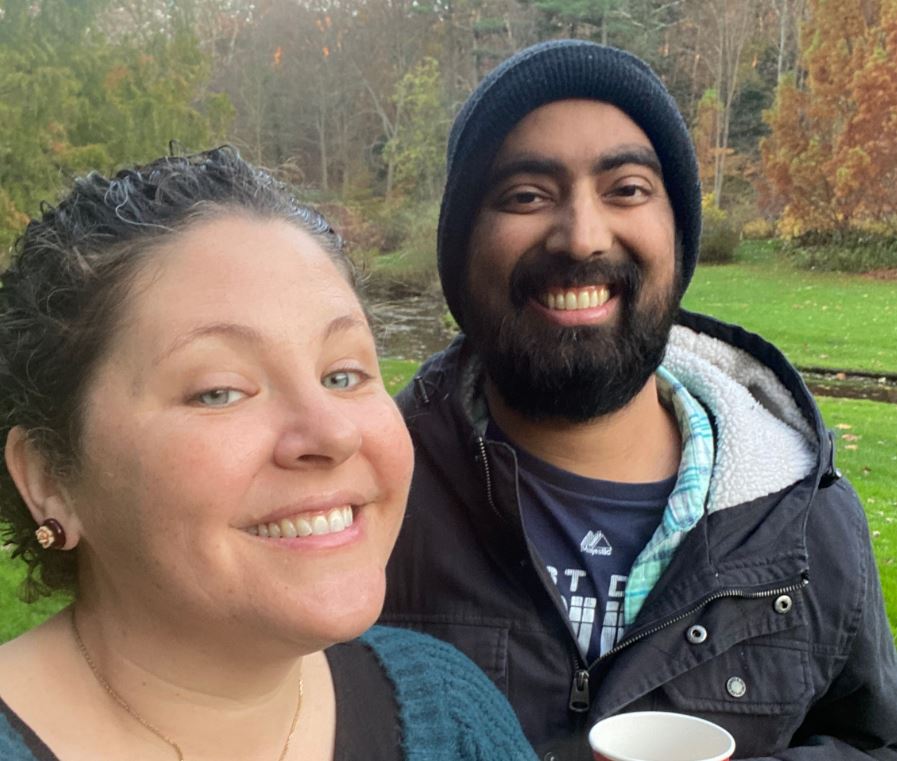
[540,285,610,311]
[247,506,354,538]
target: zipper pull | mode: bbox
[569,668,590,712]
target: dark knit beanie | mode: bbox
[438,39,702,331]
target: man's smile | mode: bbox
[538,284,611,311]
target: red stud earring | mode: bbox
[35,518,66,550]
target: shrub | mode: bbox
[315,200,389,269]
[699,202,740,264]
[366,199,441,293]
[742,218,775,240]
[786,230,897,273]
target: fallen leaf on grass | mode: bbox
[835,423,852,429]
[841,433,860,441]
[844,444,859,450]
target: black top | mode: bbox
[327,637,402,760]
[0,639,401,760]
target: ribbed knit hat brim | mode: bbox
[437,40,701,331]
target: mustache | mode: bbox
[508,254,643,309]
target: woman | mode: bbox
[0,147,536,761]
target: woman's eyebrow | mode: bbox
[155,314,368,367]
[323,314,369,341]
[154,322,263,366]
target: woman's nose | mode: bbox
[546,192,613,260]
[272,396,362,469]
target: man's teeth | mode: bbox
[540,285,610,311]
[247,506,354,538]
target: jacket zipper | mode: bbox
[477,434,592,710]
[566,576,811,712]
[476,434,809,714]
[595,574,810,664]
[475,435,498,512]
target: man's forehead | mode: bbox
[499,98,651,147]
[487,99,661,180]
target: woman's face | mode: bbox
[67,215,413,650]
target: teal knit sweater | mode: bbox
[361,626,538,760]
[1,626,537,760]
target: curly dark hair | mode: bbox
[0,146,354,601]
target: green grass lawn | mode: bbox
[683,241,897,373]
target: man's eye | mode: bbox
[195,388,246,407]
[609,183,652,202]
[496,188,548,211]
[322,370,365,390]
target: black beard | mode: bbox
[464,253,679,423]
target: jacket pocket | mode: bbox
[661,640,813,755]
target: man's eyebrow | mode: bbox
[487,156,567,187]
[594,146,663,177]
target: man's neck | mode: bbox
[486,375,682,483]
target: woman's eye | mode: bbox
[195,388,246,407]
[322,369,366,390]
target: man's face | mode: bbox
[464,99,681,422]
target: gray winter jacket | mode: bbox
[381,310,897,761]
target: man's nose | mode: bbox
[273,393,362,470]
[545,190,613,260]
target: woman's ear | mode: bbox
[5,427,82,550]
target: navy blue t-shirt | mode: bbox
[489,422,674,662]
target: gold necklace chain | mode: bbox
[70,608,303,761]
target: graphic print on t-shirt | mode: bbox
[580,530,613,556]
[548,566,627,654]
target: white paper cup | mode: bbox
[589,711,736,761]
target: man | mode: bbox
[381,40,897,761]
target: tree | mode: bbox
[835,0,897,224]
[686,0,764,205]
[760,0,894,234]
[0,0,233,255]
[533,0,622,40]
[382,58,449,200]
[692,88,723,194]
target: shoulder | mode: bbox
[393,338,468,417]
[359,626,537,760]
[806,475,870,573]
[804,476,881,647]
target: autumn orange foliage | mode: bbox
[761,0,897,236]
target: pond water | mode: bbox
[368,292,456,361]
[369,294,897,404]
[803,371,897,404]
